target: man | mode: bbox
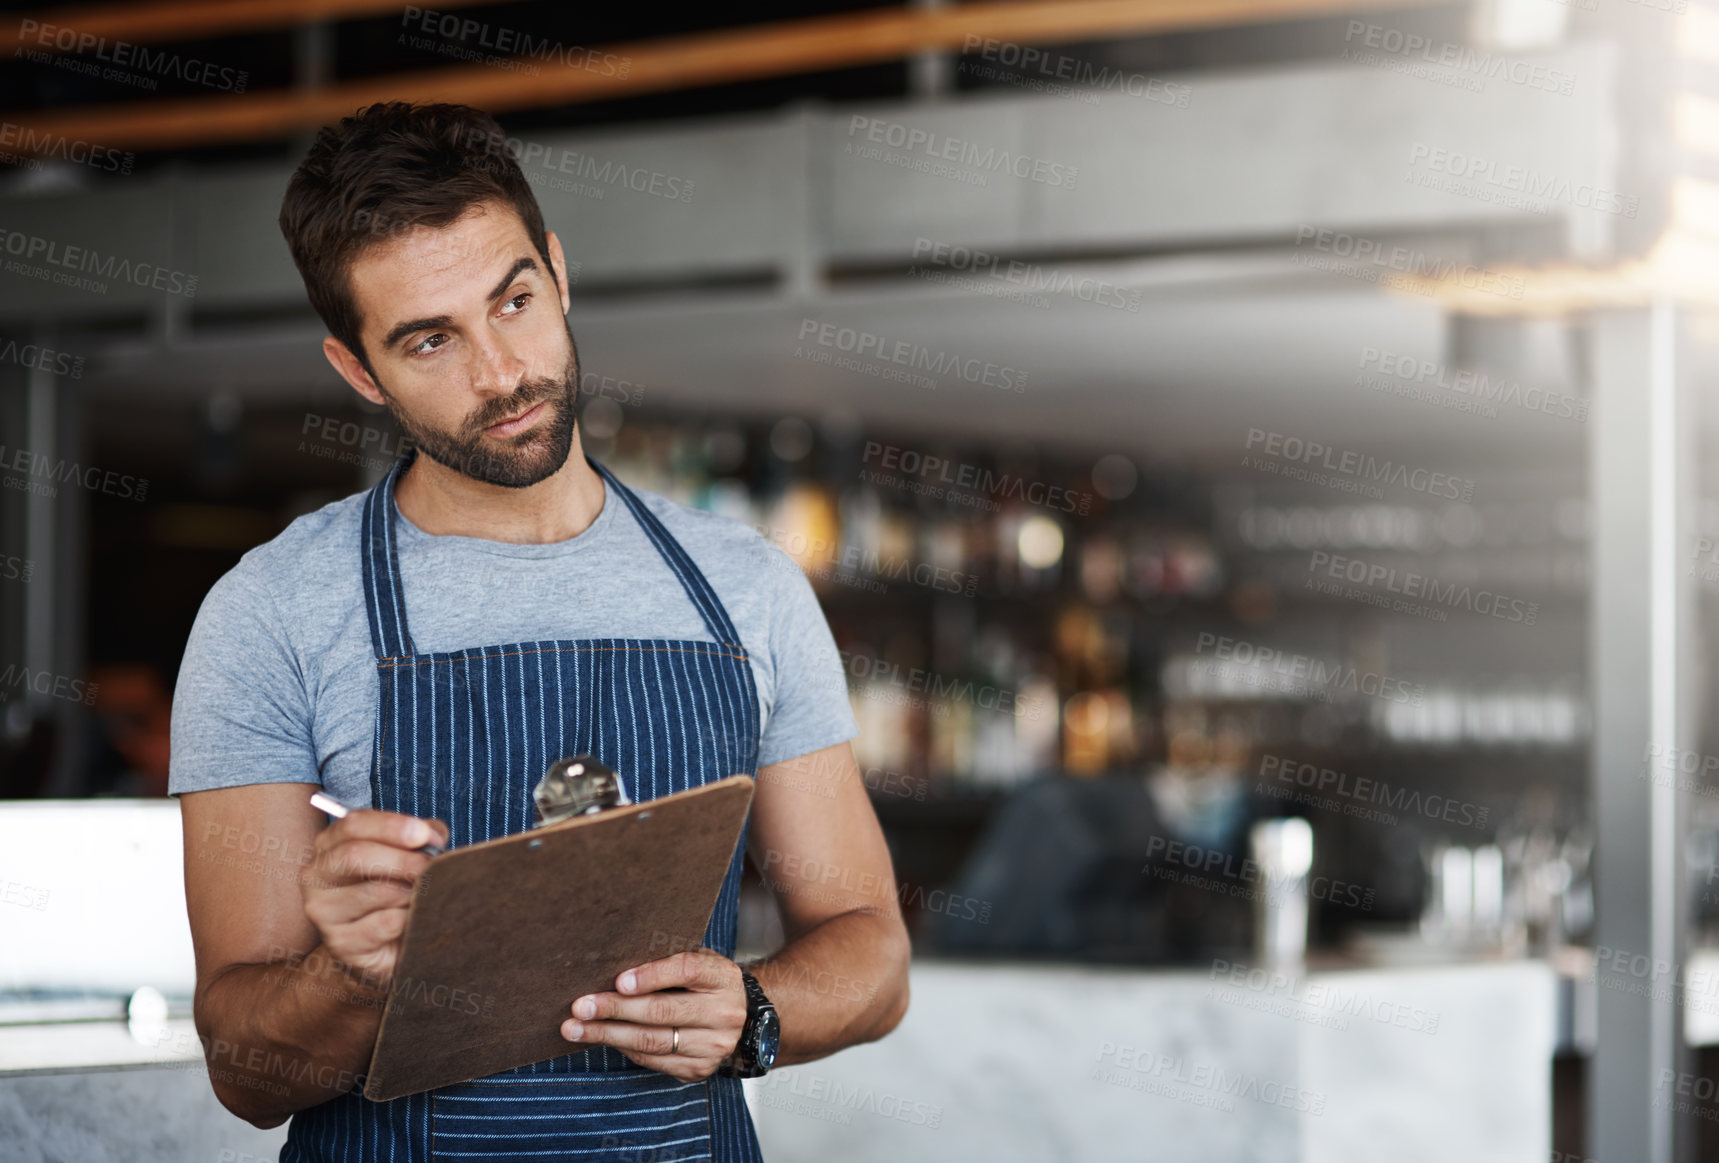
[169,101,910,1161]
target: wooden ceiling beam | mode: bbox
[2,0,1435,155]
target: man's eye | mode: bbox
[405,294,527,356]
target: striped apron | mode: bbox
[282,452,766,1163]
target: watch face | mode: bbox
[754,1006,781,1068]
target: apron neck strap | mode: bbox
[589,458,745,647]
[361,452,746,661]
[361,454,416,659]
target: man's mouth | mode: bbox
[482,400,547,439]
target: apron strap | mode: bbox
[360,453,746,660]
[361,455,416,659]
[590,459,746,648]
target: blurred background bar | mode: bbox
[3,0,1719,1159]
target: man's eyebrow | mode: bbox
[378,255,543,351]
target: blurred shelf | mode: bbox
[808,580,1226,612]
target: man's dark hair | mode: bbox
[278,101,552,376]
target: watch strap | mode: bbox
[719,968,775,1077]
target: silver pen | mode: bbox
[310,791,445,857]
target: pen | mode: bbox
[310,791,445,857]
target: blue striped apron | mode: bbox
[282,452,767,1163]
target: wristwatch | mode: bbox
[718,968,780,1078]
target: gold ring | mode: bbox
[671,1026,680,1055]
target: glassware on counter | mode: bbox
[1420,841,1508,953]
[1251,817,1314,967]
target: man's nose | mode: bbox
[467,332,527,396]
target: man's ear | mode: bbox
[323,335,386,407]
[546,230,572,316]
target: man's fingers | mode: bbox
[306,904,411,975]
[315,839,432,888]
[561,952,746,1082]
[618,950,733,995]
[319,809,447,853]
[562,1019,723,1060]
[571,990,725,1030]
[305,877,414,926]
[341,905,410,948]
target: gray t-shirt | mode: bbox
[168,471,859,807]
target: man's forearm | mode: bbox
[745,909,910,1067]
[194,944,389,1127]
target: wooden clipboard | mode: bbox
[361,774,754,1101]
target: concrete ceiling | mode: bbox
[80,255,1589,474]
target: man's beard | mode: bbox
[377,334,581,489]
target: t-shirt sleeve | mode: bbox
[754,539,859,768]
[168,559,322,796]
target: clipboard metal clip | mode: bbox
[533,755,632,827]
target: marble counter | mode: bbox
[0,959,1557,1163]
[744,958,1557,1163]
[0,1019,290,1163]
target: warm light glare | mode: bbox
[1672,176,1719,240]
[1018,515,1064,569]
[1680,3,1719,66]
[1674,93,1719,158]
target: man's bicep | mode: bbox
[748,741,900,938]
[181,783,323,990]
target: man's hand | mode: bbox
[300,809,448,984]
[562,950,747,1083]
